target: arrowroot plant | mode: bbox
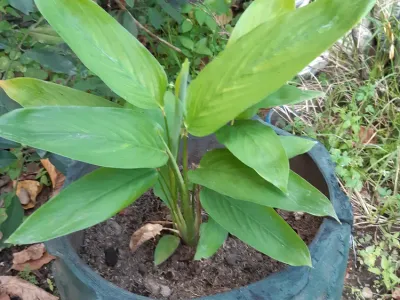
[0,0,374,266]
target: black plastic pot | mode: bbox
[45,123,353,300]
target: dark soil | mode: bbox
[80,191,322,300]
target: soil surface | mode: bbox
[80,191,322,300]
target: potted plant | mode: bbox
[0,0,374,298]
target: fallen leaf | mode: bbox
[0,276,58,300]
[13,244,46,264]
[393,287,400,300]
[359,126,377,144]
[15,180,43,210]
[129,224,163,252]
[40,159,65,196]
[12,252,55,271]
[215,10,233,26]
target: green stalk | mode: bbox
[159,134,196,246]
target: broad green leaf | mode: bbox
[0,78,119,108]
[23,50,76,75]
[0,150,17,168]
[0,107,168,169]
[175,59,190,102]
[9,0,34,14]
[126,0,134,7]
[185,0,375,136]
[29,25,64,45]
[35,0,167,109]
[204,0,230,15]
[195,9,207,26]
[181,19,193,33]
[8,168,157,244]
[194,218,228,260]
[0,208,7,224]
[164,91,183,158]
[279,136,317,159]
[216,120,289,192]
[0,89,20,116]
[237,85,325,119]
[200,188,311,266]
[228,0,295,46]
[0,195,23,249]
[189,149,338,220]
[154,235,180,265]
[0,137,19,149]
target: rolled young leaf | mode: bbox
[237,85,324,120]
[228,0,295,46]
[154,235,180,266]
[216,120,289,192]
[188,149,338,220]
[279,136,317,159]
[200,188,311,266]
[0,107,168,169]
[184,0,375,136]
[7,168,158,244]
[194,218,228,260]
[0,78,119,108]
[34,0,167,109]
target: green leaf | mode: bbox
[122,11,138,37]
[178,36,194,50]
[0,150,17,168]
[8,168,157,244]
[156,0,183,23]
[194,38,212,56]
[204,14,217,32]
[181,19,193,33]
[237,85,325,119]
[0,78,119,108]
[189,149,338,219]
[149,7,163,29]
[23,50,76,75]
[0,89,20,116]
[9,0,34,14]
[0,107,168,169]
[216,120,289,192]
[200,188,311,266]
[164,91,183,158]
[194,218,228,260]
[35,0,167,109]
[279,136,317,159]
[195,9,207,26]
[0,195,23,249]
[185,0,375,136]
[23,68,48,80]
[228,0,295,46]
[175,59,190,102]
[29,25,64,45]
[204,0,230,14]
[154,234,180,265]
[0,208,7,224]
[125,0,134,7]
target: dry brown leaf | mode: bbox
[129,223,163,252]
[215,10,233,26]
[40,159,65,196]
[0,276,58,300]
[13,244,46,264]
[393,287,400,300]
[359,126,377,144]
[15,180,43,209]
[12,252,55,271]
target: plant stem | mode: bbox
[182,131,189,186]
[159,135,196,246]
